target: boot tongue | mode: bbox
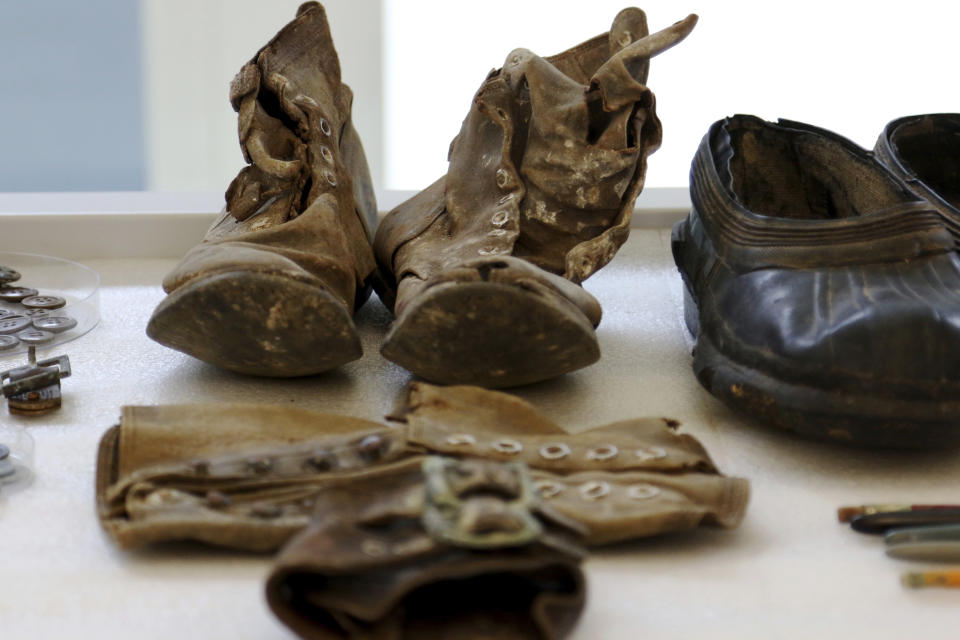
[590,13,698,112]
[607,8,650,83]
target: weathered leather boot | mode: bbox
[875,113,960,243]
[673,115,960,448]
[374,10,697,388]
[147,2,378,377]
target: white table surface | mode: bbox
[1,230,958,639]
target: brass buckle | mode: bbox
[422,456,543,549]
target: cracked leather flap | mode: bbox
[266,456,587,640]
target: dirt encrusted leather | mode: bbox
[372,10,698,388]
[146,2,377,377]
[673,114,960,448]
[266,456,588,640]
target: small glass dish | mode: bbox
[0,422,34,493]
[0,251,100,357]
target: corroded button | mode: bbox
[0,267,20,284]
[21,295,66,310]
[205,490,232,509]
[304,448,336,471]
[22,309,51,319]
[17,329,55,345]
[0,335,18,350]
[0,309,18,319]
[0,287,38,302]
[190,459,211,475]
[32,316,77,333]
[0,316,32,335]
[246,457,273,474]
[358,434,388,461]
[250,503,283,519]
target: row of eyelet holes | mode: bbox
[534,479,661,501]
[317,116,337,187]
[445,434,667,462]
[478,168,514,256]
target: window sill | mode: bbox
[0,187,690,259]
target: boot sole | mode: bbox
[381,280,599,388]
[147,271,361,377]
[683,286,960,448]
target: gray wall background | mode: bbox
[0,0,143,191]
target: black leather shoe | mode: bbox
[672,115,960,448]
[875,113,960,243]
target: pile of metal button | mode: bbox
[0,265,77,353]
[0,265,74,415]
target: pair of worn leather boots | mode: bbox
[674,114,960,448]
[146,2,697,388]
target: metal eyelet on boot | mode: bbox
[445,434,476,446]
[319,145,333,163]
[245,457,273,474]
[579,481,611,501]
[319,117,332,136]
[587,445,619,461]
[539,443,571,460]
[323,169,338,187]
[534,480,565,499]
[492,438,523,454]
[491,211,509,227]
[635,446,667,461]
[627,484,661,500]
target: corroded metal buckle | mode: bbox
[422,456,542,549]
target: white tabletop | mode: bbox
[1,230,958,639]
